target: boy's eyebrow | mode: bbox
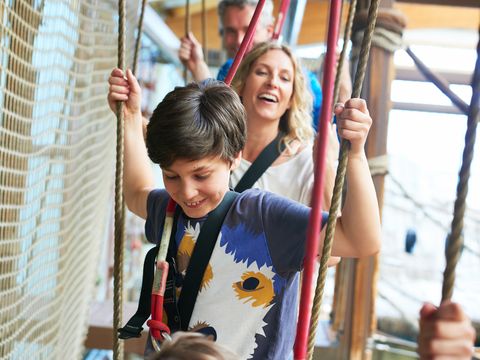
[162,165,213,173]
[190,165,213,173]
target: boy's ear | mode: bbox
[230,151,242,171]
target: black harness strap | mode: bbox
[177,191,238,330]
[234,131,286,193]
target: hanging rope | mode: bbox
[333,0,357,106]
[442,30,480,302]
[184,0,191,84]
[306,0,380,358]
[132,0,148,75]
[202,0,207,63]
[272,0,291,41]
[309,0,357,341]
[224,0,266,86]
[293,1,342,359]
[113,0,126,359]
[305,0,357,355]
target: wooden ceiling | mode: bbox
[157,0,479,50]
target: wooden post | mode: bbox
[349,0,394,359]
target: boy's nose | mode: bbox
[179,182,198,200]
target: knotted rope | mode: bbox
[306,0,380,358]
[351,7,406,58]
[442,30,480,302]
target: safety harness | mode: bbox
[118,191,238,347]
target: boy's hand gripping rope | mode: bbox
[147,199,177,348]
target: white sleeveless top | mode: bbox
[231,143,314,206]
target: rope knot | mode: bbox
[352,8,407,56]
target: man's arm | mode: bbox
[107,68,154,219]
[178,32,211,82]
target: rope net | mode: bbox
[0,1,138,358]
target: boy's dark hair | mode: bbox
[150,332,239,360]
[146,79,246,168]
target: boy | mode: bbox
[108,68,381,359]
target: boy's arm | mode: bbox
[108,68,154,219]
[330,99,381,257]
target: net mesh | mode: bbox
[0,0,139,358]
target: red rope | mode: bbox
[224,0,266,86]
[293,0,342,358]
[148,199,176,340]
[272,0,290,40]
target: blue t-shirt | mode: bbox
[145,188,327,359]
[217,59,323,131]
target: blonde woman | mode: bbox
[231,41,342,208]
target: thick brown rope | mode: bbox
[132,0,148,75]
[306,0,356,354]
[184,0,191,84]
[442,31,480,302]
[202,0,207,63]
[307,0,380,358]
[333,0,357,106]
[113,1,126,359]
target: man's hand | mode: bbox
[178,32,211,82]
[418,301,476,360]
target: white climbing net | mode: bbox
[0,0,139,358]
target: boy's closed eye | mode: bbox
[194,173,210,181]
[163,171,179,180]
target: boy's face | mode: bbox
[162,154,241,219]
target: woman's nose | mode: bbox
[267,74,279,88]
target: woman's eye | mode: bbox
[164,174,178,180]
[255,70,267,76]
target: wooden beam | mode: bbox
[396,0,479,8]
[392,101,464,114]
[163,0,218,17]
[394,3,479,30]
[396,67,472,85]
[163,1,478,51]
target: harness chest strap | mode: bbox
[118,191,238,340]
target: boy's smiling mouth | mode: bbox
[185,199,206,208]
